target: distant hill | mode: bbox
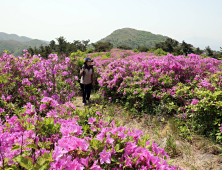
[0,39,48,56]
[98,28,168,49]
[0,32,33,42]
[0,32,49,56]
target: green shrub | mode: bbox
[86,48,93,53]
[117,45,132,50]
[100,56,110,60]
[76,58,85,68]
[92,42,113,52]
[70,50,86,57]
[133,48,139,52]
[147,48,168,56]
[159,73,222,142]
[147,48,156,53]
[154,48,168,56]
[138,46,150,52]
[106,52,111,57]
[90,52,105,58]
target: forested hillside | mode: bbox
[0,32,49,56]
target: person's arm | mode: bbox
[80,68,85,77]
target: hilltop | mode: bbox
[98,28,168,49]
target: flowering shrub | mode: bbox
[0,99,182,169]
[0,50,183,169]
[0,52,79,118]
[95,52,222,141]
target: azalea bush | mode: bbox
[96,52,222,141]
[0,97,182,170]
[0,51,79,118]
[169,73,222,141]
[0,50,183,169]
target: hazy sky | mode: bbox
[1,0,222,50]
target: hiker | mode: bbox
[80,57,95,106]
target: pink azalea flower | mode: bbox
[99,149,111,164]
[0,108,5,113]
[96,111,102,116]
[80,156,89,167]
[124,142,137,156]
[191,99,199,105]
[88,117,96,124]
[2,95,5,101]
[90,161,103,170]
[91,126,97,132]
[40,104,47,112]
[150,155,160,164]
[106,133,114,144]
[95,132,105,142]
[62,71,69,76]
[67,159,84,170]
[6,95,12,101]
[118,131,127,140]
[52,146,67,161]
[74,76,79,80]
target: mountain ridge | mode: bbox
[0,32,33,42]
[0,32,49,56]
[0,32,49,44]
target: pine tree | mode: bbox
[180,41,194,56]
[194,47,203,55]
[49,40,56,50]
[56,36,67,55]
[205,46,214,56]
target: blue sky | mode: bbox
[1,0,222,50]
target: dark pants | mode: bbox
[80,83,92,103]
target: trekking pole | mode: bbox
[82,66,86,104]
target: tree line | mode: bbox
[28,36,114,58]
[28,36,222,59]
[118,38,222,59]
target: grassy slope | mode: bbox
[98,28,168,49]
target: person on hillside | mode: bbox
[80,57,95,106]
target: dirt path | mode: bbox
[71,95,95,110]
